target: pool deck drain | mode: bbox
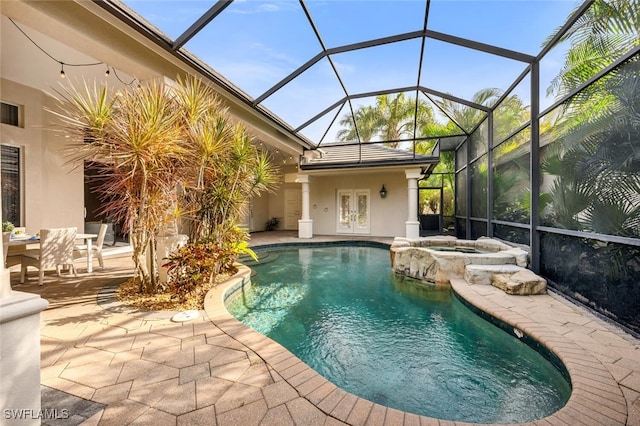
[8,231,640,425]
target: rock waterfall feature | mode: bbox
[390,236,547,295]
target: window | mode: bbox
[1,102,20,127]
[1,145,21,226]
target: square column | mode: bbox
[405,169,422,239]
[1,291,49,425]
[0,195,49,425]
[295,174,313,239]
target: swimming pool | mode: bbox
[226,243,570,423]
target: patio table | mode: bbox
[8,233,99,273]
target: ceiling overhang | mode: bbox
[1,0,310,157]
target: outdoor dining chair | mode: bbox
[74,223,107,270]
[2,232,22,268]
[20,227,78,286]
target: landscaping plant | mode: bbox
[51,75,276,296]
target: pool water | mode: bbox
[226,245,570,423]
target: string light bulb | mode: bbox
[9,18,141,87]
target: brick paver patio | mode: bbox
[8,232,640,425]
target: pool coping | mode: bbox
[204,244,630,426]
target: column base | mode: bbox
[298,220,313,239]
[405,221,420,239]
[1,291,48,425]
[0,269,11,298]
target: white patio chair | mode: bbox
[74,223,107,270]
[2,232,22,268]
[20,227,78,285]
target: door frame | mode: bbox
[336,189,370,234]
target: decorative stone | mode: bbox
[464,264,523,286]
[391,238,411,248]
[502,247,530,267]
[391,237,534,288]
[475,237,512,252]
[491,270,547,295]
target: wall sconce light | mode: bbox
[379,184,387,198]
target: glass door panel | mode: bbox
[354,190,370,234]
[337,189,370,234]
[337,189,353,233]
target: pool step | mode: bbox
[238,252,280,266]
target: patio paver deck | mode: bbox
[7,232,640,425]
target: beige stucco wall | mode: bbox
[265,165,298,231]
[0,78,84,234]
[247,192,269,232]
[308,170,409,237]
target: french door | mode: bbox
[337,189,370,234]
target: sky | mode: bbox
[123,0,581,143]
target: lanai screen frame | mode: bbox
[95,0,639,332]
[454,0,640,273]
[95,0,626,256]
[96,0,542,156]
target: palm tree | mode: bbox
[541,59,640,237]
[493,94,530,144]
[546,0,639,101]
[433,88,502,133]
[336,105,379,142]
[540,0,640,238]
[375,93,432,146]
[337,93,435,148]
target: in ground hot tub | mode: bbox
[391,236,545,295]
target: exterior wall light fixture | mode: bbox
[379,185,387,198]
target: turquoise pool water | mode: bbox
[226,244,571,423]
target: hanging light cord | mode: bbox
[8,17,138,86]
[9,17,102,68]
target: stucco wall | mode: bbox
[265,165,297,231]
[247,192,269,232]
[308,170,409,237]
[0,78,84,233]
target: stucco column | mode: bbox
[405,169,422,239]
[296,174,313,239]
[0,194,48,424]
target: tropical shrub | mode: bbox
[51,75,276,295]
[164,227,257,299]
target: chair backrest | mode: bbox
[39,227,77,268]
[2,232,9,264]
[95,223,108,249]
